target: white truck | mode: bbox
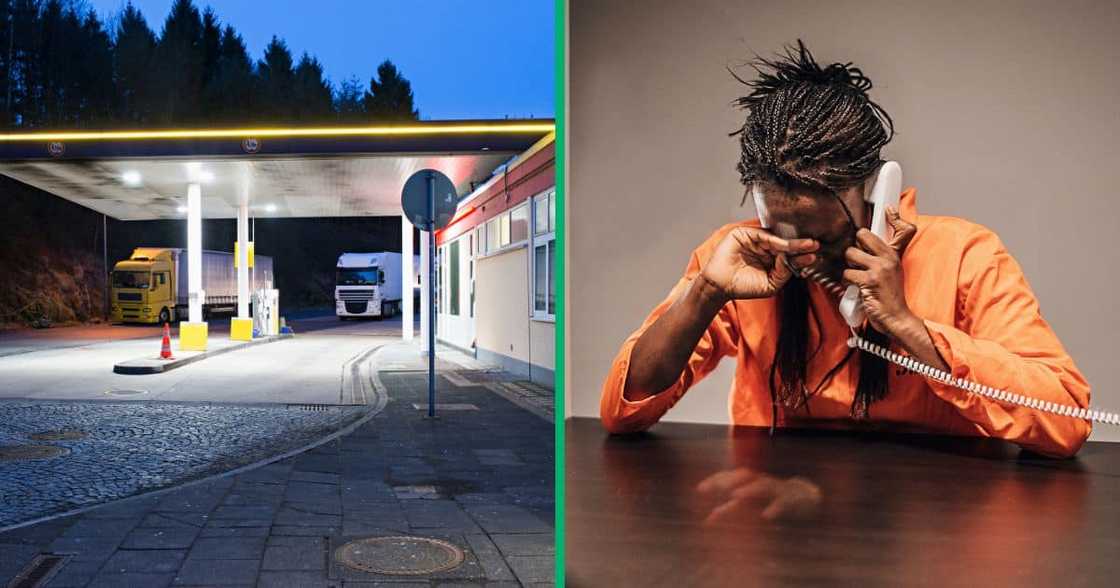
[335,252,417,320]
[111,247,274,324]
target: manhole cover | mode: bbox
[29,430,87,441]
[0,445,69,461]
[335,536,465,575]
[105,388,147,396]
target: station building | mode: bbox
[434,133,555,387]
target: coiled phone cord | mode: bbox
[786,259,1119,425]
[847,328,1120,426]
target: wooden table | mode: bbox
[565,417,1120,586]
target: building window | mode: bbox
[531,189,556,320]
[510,203,529,243]
[480,202,530,257]
[535,194,550,235]
[500,213,511,246]
[436,247,443,314]
[486,217,500,252]
[468,234,475,319]
[449,240,460,316]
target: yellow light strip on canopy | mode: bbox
[0,122,555,142]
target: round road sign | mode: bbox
[401,169,457,231]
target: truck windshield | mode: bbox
[337,268,378,286]
[112,271,150,289]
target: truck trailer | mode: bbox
[336,252,416,320]
[110,247,274,324]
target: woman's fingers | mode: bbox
[886,205,918,253]
[788,252,816,268]
[768,254,794,288]
[855,228,893,257]
[843,246,875,269]
[737,227,816,255]
[842,268,869,286]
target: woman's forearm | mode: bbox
[623,276,729,401]
[890,313,950,373]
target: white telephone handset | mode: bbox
[752,161,901,327]
[839,161,901,327]
[750,163,1120,427]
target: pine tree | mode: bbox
[0,0,13,127]
[292,53,332,121]
[113,2,157,125]
[334,76,364,122]
[9,0,38,127]
[198,6,220,116]
[257,36,295,120]
[205,25,255,123]
[364,60,419,121]
[155,0,204,123]
[75,8,114,126]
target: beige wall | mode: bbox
[477,247,531,363]
[569,0,1120,443]
[476,245,555,380]
[531,319,555,371]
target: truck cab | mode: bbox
[110,248,175,324]
[336,252,403,320]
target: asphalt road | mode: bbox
[0,311,415,404]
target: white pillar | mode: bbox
[237,193,249,319]
[187,183,203,323]
[419,228,429,348]
[401,215,414,341]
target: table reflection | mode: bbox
[567,419,1112,587]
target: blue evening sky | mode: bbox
[86,0,554,120]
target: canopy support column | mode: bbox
[401,214,414,341]
[420,227,430,351]
[180,182,208,350]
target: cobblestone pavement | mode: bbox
[0,348,555,587]
[443,372,555,423]
[0,401,367,528]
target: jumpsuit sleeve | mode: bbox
[599,248,740,434]
[918,229,1091,457]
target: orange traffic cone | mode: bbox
[159,322,174,360]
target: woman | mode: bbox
[599,40,1091,458]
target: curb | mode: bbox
[113,333,294,375]
[0,343,390,534]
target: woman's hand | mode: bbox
[699,227,818,304]
[841,206,919,336]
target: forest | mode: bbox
[0,0,419,129]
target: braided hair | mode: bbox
[730,39,896,420]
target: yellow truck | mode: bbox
[110,247,273,324]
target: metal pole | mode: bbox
[427,173,436,418]
[102,214,108,319]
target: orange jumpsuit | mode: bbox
[600,188,1092,458]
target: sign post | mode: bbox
[401,169,457,418]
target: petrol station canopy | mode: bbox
[0,119,554,220]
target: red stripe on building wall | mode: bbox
[436,141,555,246]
